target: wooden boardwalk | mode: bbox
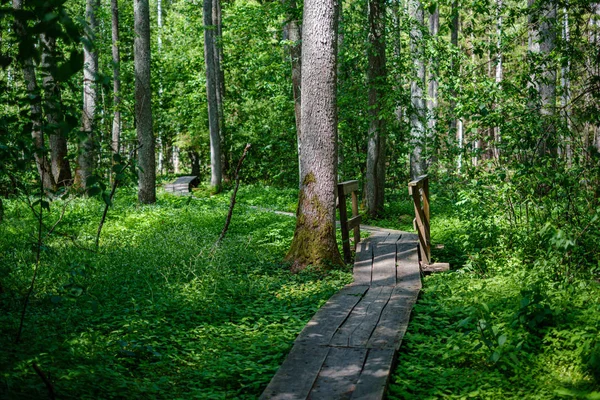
[260,230,421,400]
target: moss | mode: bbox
[285,185,343,272]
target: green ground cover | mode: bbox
[0,189,351,399]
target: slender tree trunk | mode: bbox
[41,34,73,187]
[111,0,121,154]
[561,5,571,162]
[189,151,201,177]
[283,0,302,180]
[409,0,426,179]
[204,0,222,191]
[365,0,386,217]
[286,0,343,270]
[214,0,228,180]
[13,0,55,190]
[427,5,439,134]
[450,0,462,172]
[134,0,156,203]
[529,0,557,157]
[77,0,99,189]
[492,0,502,160]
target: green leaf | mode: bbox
[498,334,507,346]
[88,186,102,197]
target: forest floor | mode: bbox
[0,183,598,399]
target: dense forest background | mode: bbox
[1,0,600,397]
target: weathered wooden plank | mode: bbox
[351,348,396,400]
[380,233,401,244]
[296,285,369,345]
[308,347,367,400]
[367,286,419,349]
[347,215,362,230]
[260,343,330,400]
[330,286,393,348]
[421,262,450,273]
[338,180,359,195]
[352,241,373,286]
[371,243,396,287]
[396,242,421,289]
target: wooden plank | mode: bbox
[408,174,428,188]
[367,286,419,350]
[347,215,362,230]
[338,180,359,195]
[352,240,373,286]
[371,243,396,287]
[396,242,421,289]
[351,192,360,248]
[421,262,450,273]
[330,286,393,348]
[260,343,330,400]
[308,347,367,400]
[296,285,369,345]
[351,348,396,400]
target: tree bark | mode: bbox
[286,0,343,270]
[111,0,121,154]
[204,0,222,191]
[41,33,73,187]
[492,0,502,160]
[528,0,557,157]
[76,0,99,189]
[13,0,55,191]
[214,0,228,180]
[365,0,386,217]
[134,0,156,203]
[409,0,426,179]
[427,4,439,134]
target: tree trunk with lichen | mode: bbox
[285,0,343,271]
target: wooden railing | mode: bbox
[408,175,449,272]
[408,175,431,265]
[338,180,362,264]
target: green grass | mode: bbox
[0,189,352,399]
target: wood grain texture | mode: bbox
[296,285,368,345]
[351,349,396,400]
[260,343,330,400]
[308,347,367,399]
[330,286,393,348]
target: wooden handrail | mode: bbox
[338,180,361,264]
[408,175,431,265]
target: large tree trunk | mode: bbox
[111,0,121,154]
[409,0,426,179]
[41,34,73,187]
[204,0,222,191]
[76,0,99,189]
[134,0,156,203]
[450,1,461,172]
[283,0,302,179]
[365,0,386,217]
[13,0,55,190]
[285,0,343,271]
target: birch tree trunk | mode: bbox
[76,0,99,189]
[561,5,571,162]
[204,0,222,191]
[111,0,121,154]
[285,0,343,271]
[492,0,502,160]
[215,0,228,179]
[134,0,156,203]
[41,33,73,187]
[365,0,386,217]
[409,0,426,179]
[427,5,439,134]
[13,0,55,190]
[529,0,557,157]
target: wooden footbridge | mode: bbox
[260,176,447,400]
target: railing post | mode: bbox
[408,175,431,265]
[337,180,362,264]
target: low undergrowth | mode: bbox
[0,190,352,399]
